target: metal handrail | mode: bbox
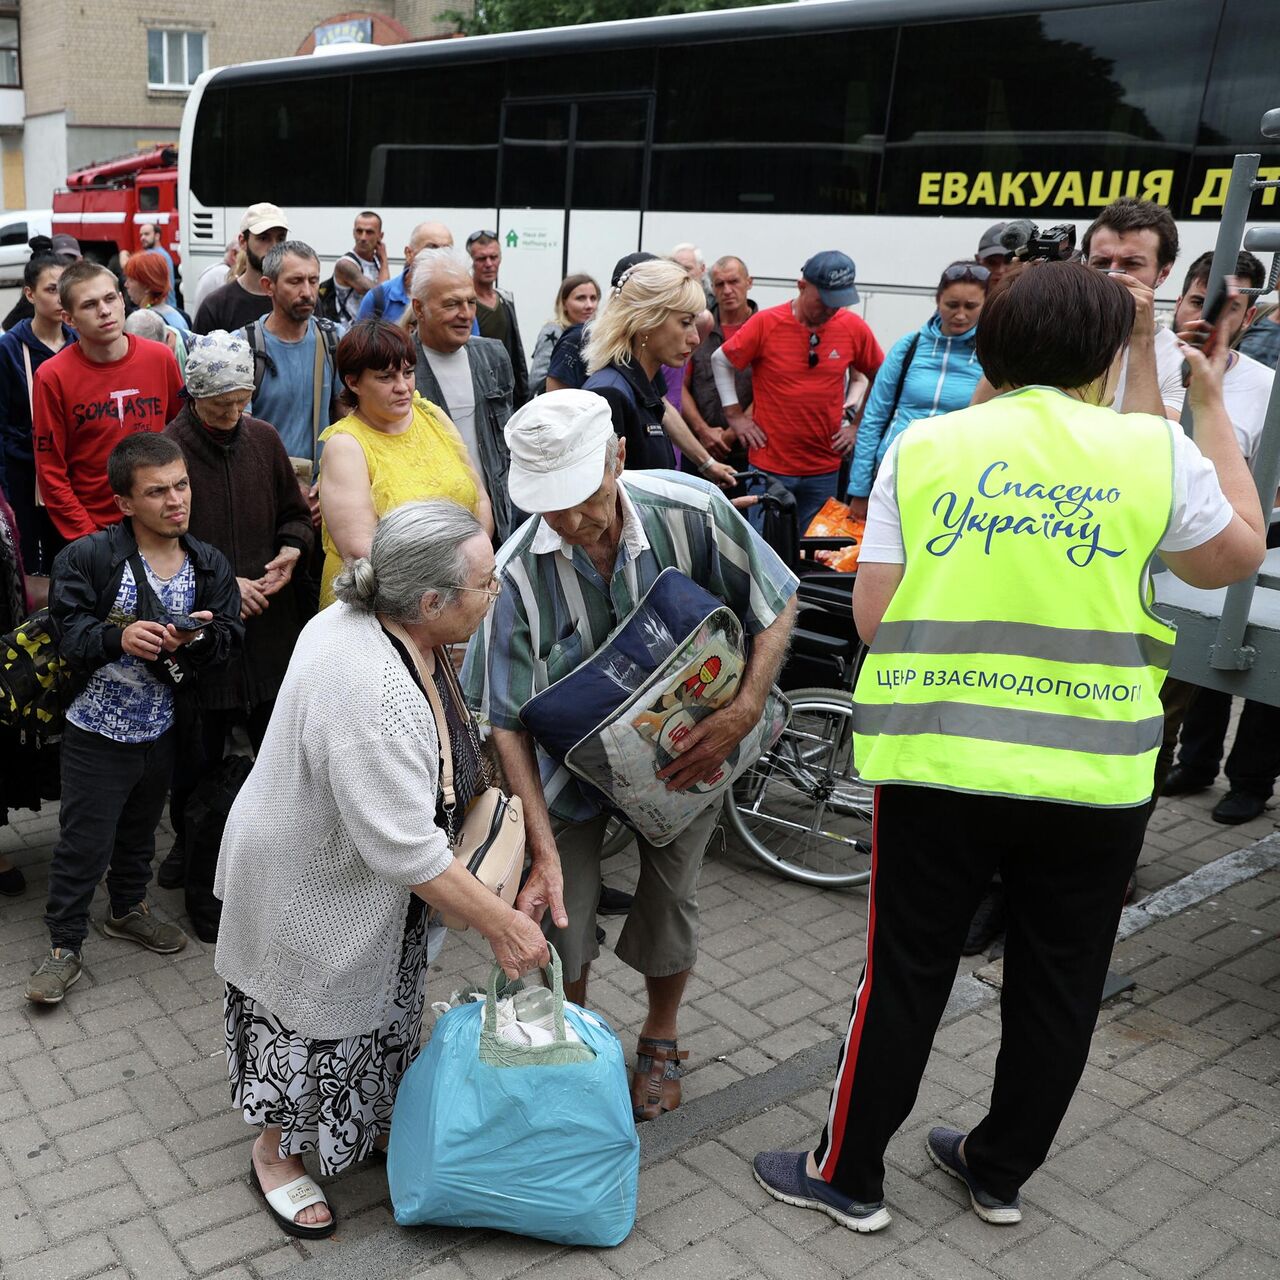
[1181,112,1280,674]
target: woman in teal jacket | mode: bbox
[848,262,988,517]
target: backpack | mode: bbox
[886,333,921,427]
[242,318,341,469]
[316,251,362,323]
[0,607,70,746]
[183,753,253,943]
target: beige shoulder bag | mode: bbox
[384,622,524,930]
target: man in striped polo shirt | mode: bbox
[463,389,797,1120]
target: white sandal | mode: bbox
[250,1160,337,1240]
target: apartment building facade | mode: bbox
[2,1,459,210]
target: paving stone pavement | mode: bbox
[0,780,1277,1280]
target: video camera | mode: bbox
[1000,220,1078,262]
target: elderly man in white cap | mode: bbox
[462,389,797,1120]
[160,330,312,902]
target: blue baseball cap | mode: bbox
[802,251,859,306]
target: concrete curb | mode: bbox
[1115,831,1280,940]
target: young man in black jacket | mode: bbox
[27,433,242,1005]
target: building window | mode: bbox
[0,14,20,88]
[147,29,206,91]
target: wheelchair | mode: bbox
[602,475,873,889]
[719,475,873,888]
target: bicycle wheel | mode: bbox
[724,686,872,887]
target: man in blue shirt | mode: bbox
[356,219,455,323]
[236,241,341,475]
[139,221,178,308]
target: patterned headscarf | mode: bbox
[184,329,255,399]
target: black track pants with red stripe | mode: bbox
[814,782,1146,1205]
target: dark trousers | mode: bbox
[170,702,272,846]
[45,723,176,951]
[748,468,840,536]
[1175,688,1280,798]
[1148,675,1203,822]
[3,458,65,577]
[814,783,1145,1205]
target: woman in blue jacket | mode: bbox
[847,262,988,518]
[0,251,75,575]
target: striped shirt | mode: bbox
[461,470,798,822]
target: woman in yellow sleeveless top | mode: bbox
[317,320,494,607]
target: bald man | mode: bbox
[355,220,455,323]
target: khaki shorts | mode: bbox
[547,804,720,983]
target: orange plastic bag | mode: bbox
[814,543,861,572]
[826,543,861,572]
[804,498,865,541]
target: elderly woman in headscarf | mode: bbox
[161,330,313,892]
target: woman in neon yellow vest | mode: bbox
[753,261,1266,1234]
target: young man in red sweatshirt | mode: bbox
[33,260,184,541]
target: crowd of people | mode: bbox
[0,191,1276,1243]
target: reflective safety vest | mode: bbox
[853,386,1177,808]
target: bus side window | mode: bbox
[1190,0,1280,220]
[349,63,499,208]
[649,29,893,215]
[881,0,1219,218]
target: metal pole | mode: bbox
[1181,154,1260,444]
[1204,155,1263,669]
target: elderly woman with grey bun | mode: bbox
[213,499,548,1242]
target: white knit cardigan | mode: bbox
[214,604,453,1039]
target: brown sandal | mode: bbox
[631,1037,688,1122]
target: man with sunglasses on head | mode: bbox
[467,231,529,408]
[848,260,988,523]
[712,251,883,530]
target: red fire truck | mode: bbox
[51,146,181,269]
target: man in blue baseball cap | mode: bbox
[712,250,882,530]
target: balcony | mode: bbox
[0,87,22,128]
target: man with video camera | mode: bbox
[1082,198,1187,419]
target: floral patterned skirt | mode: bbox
[224,899,429,1175]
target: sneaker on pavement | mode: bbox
[926,1127,1021,1224]
[752,1151,891,1233]
[1160,764,1215,797]
[101,901,188,953]
[26,949,83,1004]
[1211,790,1268,825]
[0,862,26,896]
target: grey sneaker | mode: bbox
[26,949,83,1004]
[101,901,188,954]
[927,1127,1022,1225]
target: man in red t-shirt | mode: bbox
[713,251,883,530]
[34,261,184,541]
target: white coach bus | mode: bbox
[178,0,1279,347]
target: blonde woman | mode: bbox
[529,273,600,394]
[583,258,731,482]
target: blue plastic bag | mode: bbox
[519,567,728,763]
[388,948,640,1246]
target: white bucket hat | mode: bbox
[505,390,617,513]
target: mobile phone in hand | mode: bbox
[165,613,205,633]
[1201,277,1231,329]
